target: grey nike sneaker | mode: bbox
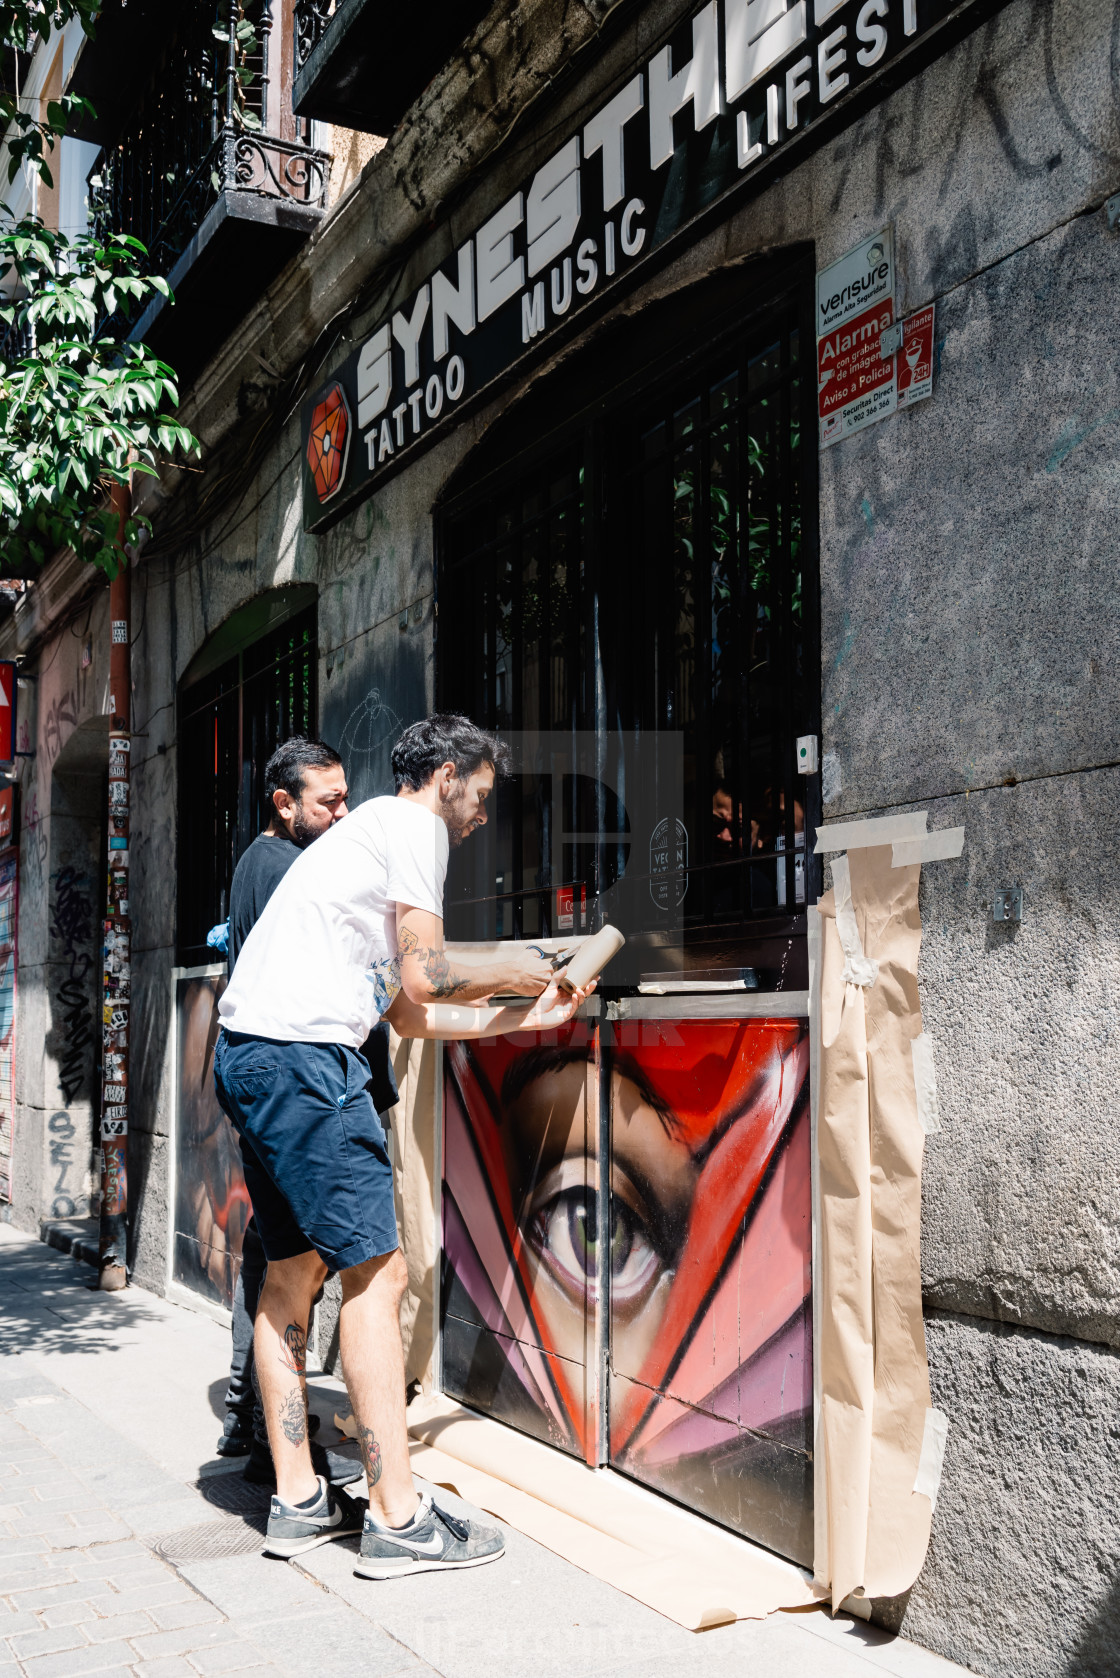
[354,1492,505,1579]
[262,1475,364,1559]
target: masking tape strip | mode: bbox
[891,828,965,867]
[913,1407,950,1509]
[830,854,879,988]
[910,1033,941,1136]
[814,812,928,854]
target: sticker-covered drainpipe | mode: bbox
[98,479,131,1290]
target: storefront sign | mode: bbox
[817,227,896,446]
[818,230,936,444]
[556,883,587,932]
[897,303,935,407]
[0,663,15,764]
[302,0,1004,529]
[650,816,689,909]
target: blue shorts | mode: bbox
[213,1030,398,1270]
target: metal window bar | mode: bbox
[438,292,814,945]
[176,605,316,964]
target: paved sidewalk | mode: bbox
[0,1228,979,1678]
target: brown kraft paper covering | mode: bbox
[815,843,934,1609]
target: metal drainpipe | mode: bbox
[97,479,131,1291]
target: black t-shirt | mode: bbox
[227,834,300,973]
[226,831,399,1115]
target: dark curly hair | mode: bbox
[391,713,510,793]
[264,737,343,803]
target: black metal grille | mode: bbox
[0,317,34,364]
[177,604,317,965]
[294,0,335,69]
[87,1,329,290]
[438,281,819,950]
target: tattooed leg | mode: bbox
[279,1321,307,1373]
[339,1249,420,1528]
[357,1424,383,1486]
[279,1386,308,1447]
[253,1250,327,1506]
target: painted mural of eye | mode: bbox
[528,1184,661,1309]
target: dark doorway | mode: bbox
[176,588,317,966]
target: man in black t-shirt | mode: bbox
[217,737,395,1485]
[226,740,348,971]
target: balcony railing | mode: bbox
[291,0,492,138]
[87,0,329,294]
[0,315,34,364]
[294,0,336,73]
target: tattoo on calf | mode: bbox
[279,1387,307,1447]
[279,1322,307,1373]
[358,1425,383,1485]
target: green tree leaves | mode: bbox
[0,218,199,577]
[0,2,98,185]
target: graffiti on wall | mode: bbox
[50,865,97,1108]
[46,1110,79,1219]
[442,1016,813,1564]
[338,687,402,766]
[0,857,16,1202]
[42,688,79,767]
[174,973,249,1308]
[22,789,47,888]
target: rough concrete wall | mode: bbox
[906,1315,1120,1678]
[125,555,186,1291]
[798,4,1120,1673]
[8,602,111,1236]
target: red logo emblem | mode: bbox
[306,383,351,502]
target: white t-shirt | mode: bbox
[218,796,449,1047]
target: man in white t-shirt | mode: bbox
[214,714,591,1577]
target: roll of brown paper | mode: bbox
[557,924,625,993]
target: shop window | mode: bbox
[437,260,819,968]
[176,590,317,966]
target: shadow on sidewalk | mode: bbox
[0,1254,165,1358]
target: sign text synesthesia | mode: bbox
[302,0,998,528]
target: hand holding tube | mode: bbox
[514,976,597,1030]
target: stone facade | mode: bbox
[2,1,1119,1674]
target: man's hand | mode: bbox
[517,977,597,1029]
[495,946,559,997]
[396,905,556,1003]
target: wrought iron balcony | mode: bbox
[294,0,335,70]
[292,0,492,135]
[78,1,330,386]
[0,316,34,365]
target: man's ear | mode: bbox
[437,761,456,799]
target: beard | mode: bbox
[288,804,323,848]
[444,786,475,848]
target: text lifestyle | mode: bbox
[357,0,924,473]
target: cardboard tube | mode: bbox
[558,924,625,992]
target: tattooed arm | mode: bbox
[395,906,554,1004]
[386,976,596,1039]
